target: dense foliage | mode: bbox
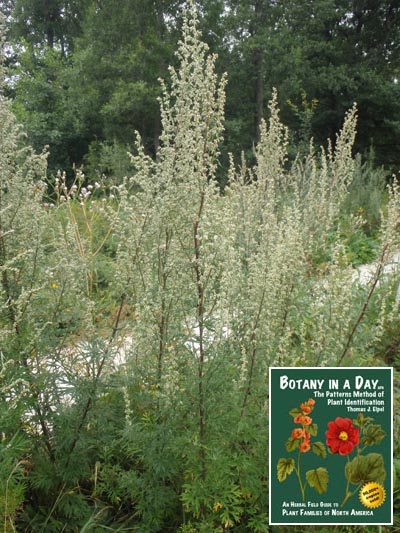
[0,4,400,532]
[2,0,400,177]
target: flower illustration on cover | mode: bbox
[277,398,328,501]
[326,417,360,455]
[325,413,386,506]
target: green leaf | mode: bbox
[345,453,386,485]
[289,407,302,418]
[308,423,318,437]
[361,424,386,446]
[353,412,374,428]
[285,437,300,452]
[277,458,295,482]
[312,441,327,458]
[306,467,329,494]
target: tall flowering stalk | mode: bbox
[113,3,228,518]
[277,399,328,501]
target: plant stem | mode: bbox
[340,459,360,507]
[295,449,305,501]
[64,293,126,468]
[193,191,207,484]
[340,485,359,507]
[241,287,266,415]
[337,244,388,364]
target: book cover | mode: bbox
[269,367,393,525]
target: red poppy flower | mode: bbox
[326,417,359,455]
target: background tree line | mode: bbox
[2,0,400,181]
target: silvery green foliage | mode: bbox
[0,56,48,356]
[1,4,400,529]
[218,100,339,401]
[114,3,226,396]
[109,4,400,528]
[0,13,46,529]
[0,54,95,410]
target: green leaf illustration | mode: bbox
[289,407,302,418]
[312,441,327,458]
[353,413,374,428]
[361,424,386,446]
[345,453,386,485]
[306,467,329,494]
[308,423,318,437]
[277,458,295,482]
[285,437,300,452]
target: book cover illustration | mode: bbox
[269,367,393,525]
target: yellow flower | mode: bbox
[51,282,58,289]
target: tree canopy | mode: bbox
[3,0,400,175]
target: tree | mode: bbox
[5,0,400,176]
[269,0,400,166]
[4,0,91,174]
[218,0,400,168]
[64,0,186,168]
[219,1,282,160]
[9,0,88,52]
[9,0,185,177]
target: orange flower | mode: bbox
[291,428,305,440]
[307,398,316,406]
[294,414,303,424]
[299,415,312,426]
[299,440,311,453]
[300,403,312,414]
